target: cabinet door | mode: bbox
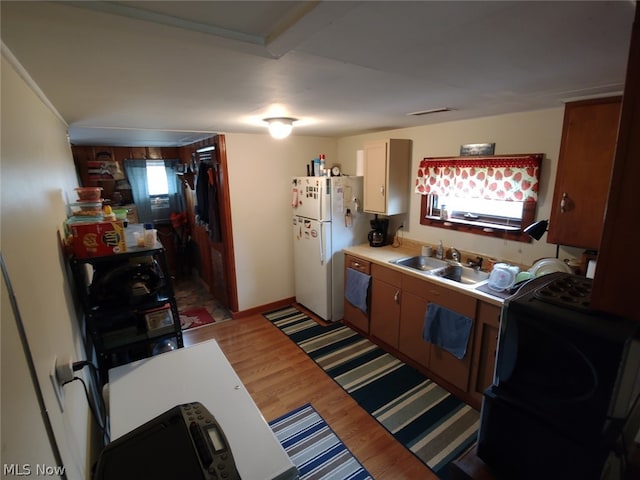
[548,97,621,249]
[343,255,371,333]
[370,264,402,349]
[591,11,640,321]
[469,302,501,407]
[399,290,430,368]
[370,278,401,348]
[423,283,476,392]
[363,140,388,214]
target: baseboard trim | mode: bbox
[233,297,296,319]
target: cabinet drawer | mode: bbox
[422,281,476,319]
[371,263,402,286]
[345,254,371,274]
[402,274,432,296]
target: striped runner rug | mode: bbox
[264,306,479,479]
[269,403,373,480]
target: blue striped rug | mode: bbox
[264,306,479,479]
[269,403,372,480]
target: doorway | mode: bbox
[183,135,238,313]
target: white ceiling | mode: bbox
[1,1,636,146]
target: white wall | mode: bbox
[224,133,337,311]
[1,53,94,479]
[337,109,583,267]
[224,109,584,312]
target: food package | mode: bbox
[70,220,126,258]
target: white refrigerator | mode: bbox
[292,176,369,321]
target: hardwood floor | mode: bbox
[183,310,438,480]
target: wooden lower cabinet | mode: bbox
[422,282,477,392]
[370,264,402,349]
[399,276,431,368]
[345,256,503,406]
[370,265,477,393]
[343,254,371,333]
[469,302,501,407]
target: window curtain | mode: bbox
[164,159,185,214]
[123,159,152,223]
[415,154,542,202]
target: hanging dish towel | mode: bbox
[345,268,371,314]
[422,303,473,359]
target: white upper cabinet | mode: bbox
[363,139,411,215]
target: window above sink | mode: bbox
[415,153,543,243]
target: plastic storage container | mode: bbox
[75,187,103,201]
[69,201,104,217]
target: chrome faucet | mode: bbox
[451,248,461,263]
[467,256,484,271]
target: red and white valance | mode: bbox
[415,154,542,202]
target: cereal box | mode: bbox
[70,221,127,258]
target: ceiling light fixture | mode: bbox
[264,117,296,139]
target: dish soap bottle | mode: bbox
[436,240,444,260]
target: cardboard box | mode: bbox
[70,221,127,258]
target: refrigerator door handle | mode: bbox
[318,178,326,221]
[319,224,324,264]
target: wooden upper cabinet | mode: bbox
[591,6,640,321]
[363,139,411,215]
[547,97,622,249]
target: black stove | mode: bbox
[533,273,592,311]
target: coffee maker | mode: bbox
[368,215,389,247]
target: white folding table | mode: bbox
[107,339,298,480]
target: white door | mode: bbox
[293,216,332,320]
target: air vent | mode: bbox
[407,107,455,116]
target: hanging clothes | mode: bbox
[207,165,222,242]
[194,160,222,242]
[195,161,210,224]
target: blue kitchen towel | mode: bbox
[345,268,371,314]
[422,303,473,360]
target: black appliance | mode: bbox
[94,402,240,480]
[477,272,640,479]
[89,260,162,306]
[368,216,388,247]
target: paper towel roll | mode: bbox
[356,150,364,176]
[586,259,597,279]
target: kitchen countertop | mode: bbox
[343,242,506,307]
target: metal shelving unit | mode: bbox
[69,225,183,386]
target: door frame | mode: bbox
[214,135,238,313]
[184,134,238,313]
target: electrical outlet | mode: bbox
[50,357,64,412]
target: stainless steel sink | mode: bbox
[428,264,490,285]
[390,256,489,285]
[390,256,448,271]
